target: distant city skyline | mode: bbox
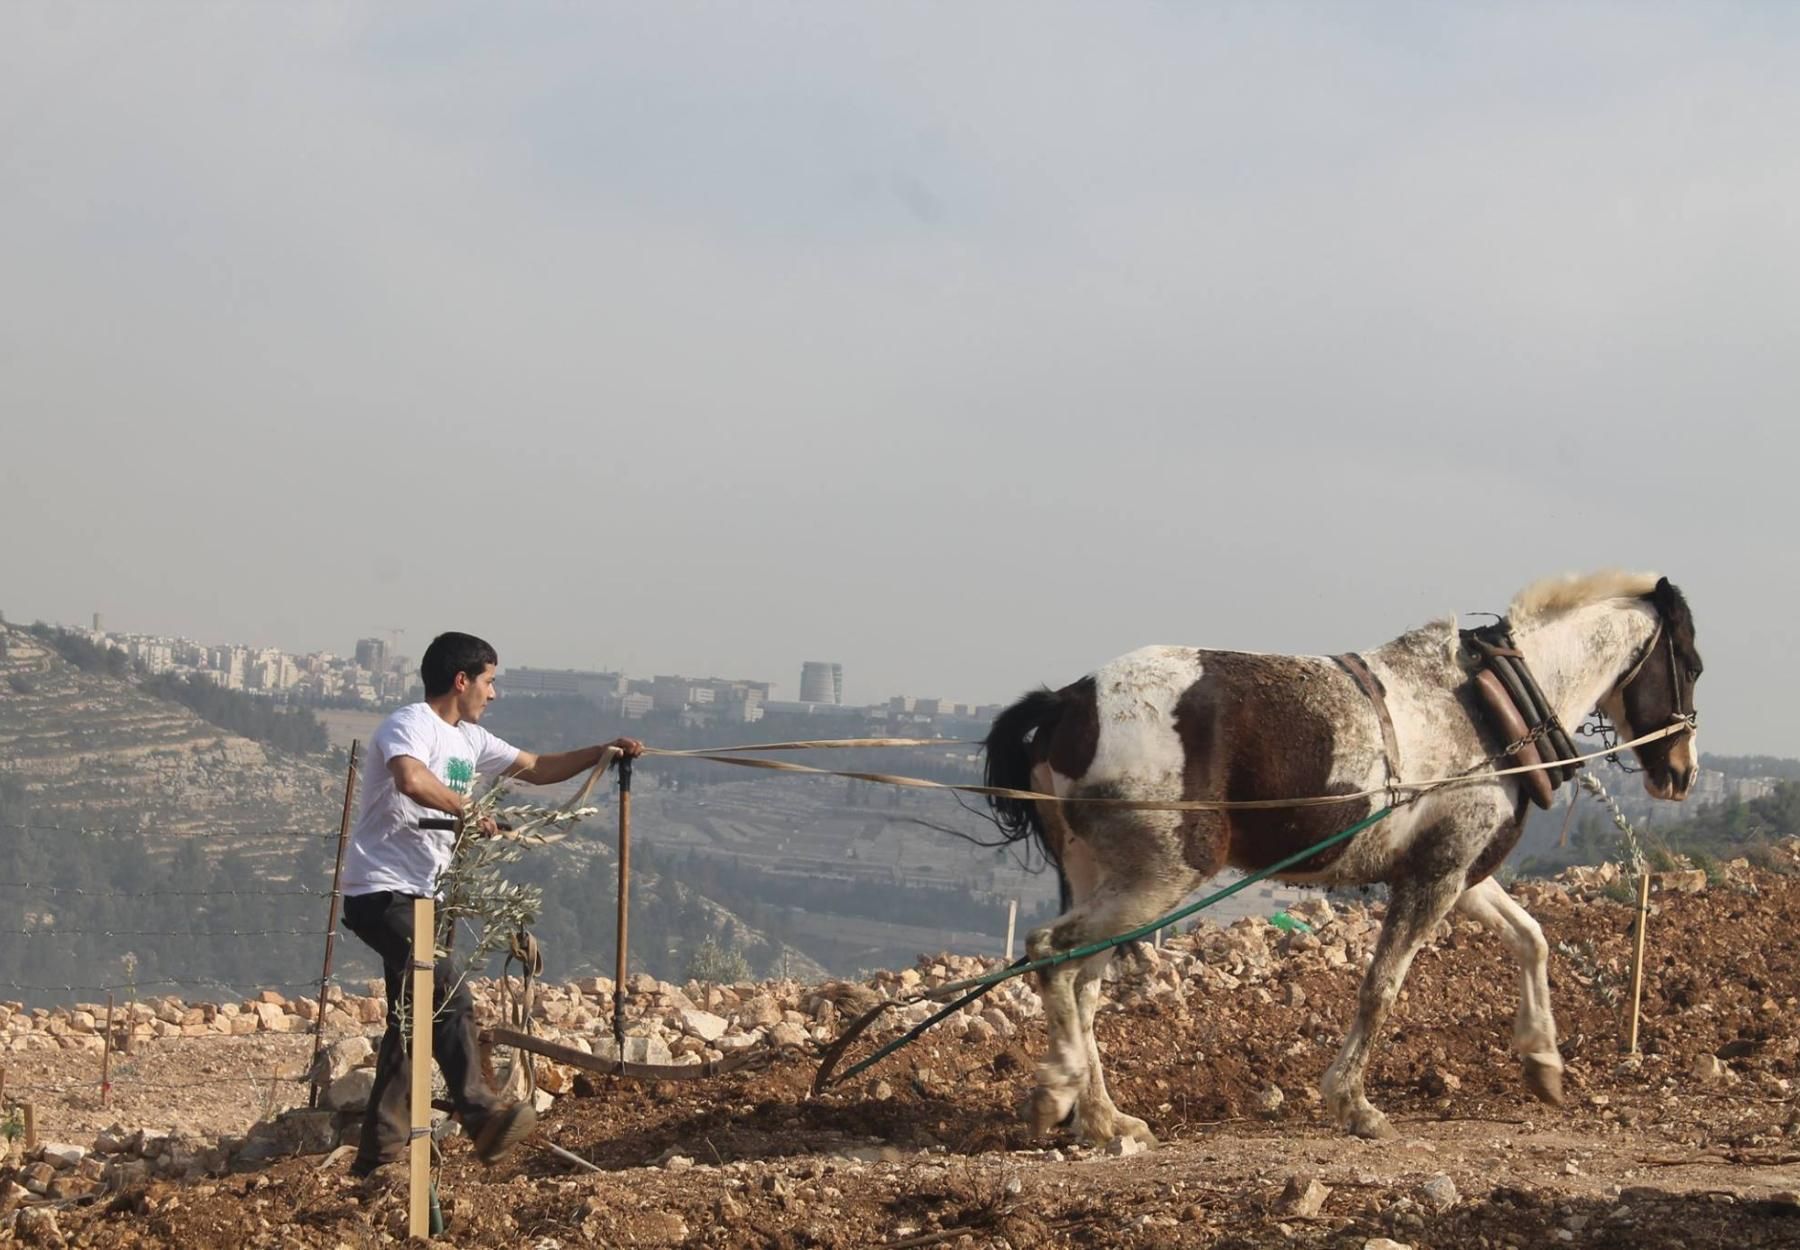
[16,607,1012,712]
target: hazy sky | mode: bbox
[3,4,1796,756]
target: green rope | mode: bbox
[825,803,1395,1087]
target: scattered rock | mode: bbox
[1418,1173,1458,1210]
[1276,1174,1331,1217]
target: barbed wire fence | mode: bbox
[0,746,375,1126]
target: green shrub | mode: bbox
[683,936,751,985]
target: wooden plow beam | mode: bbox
[478,1026,786,1084]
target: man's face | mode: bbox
[455,663,499,723]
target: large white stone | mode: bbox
[311,1035,375,1086]
[678,1009,728,1043]
[325,1069,376,1111]
[40,1143,87,1169]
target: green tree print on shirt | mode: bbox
[446,757,475,794]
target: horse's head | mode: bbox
[1599,577,1702,801]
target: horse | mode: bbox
[982,571,1701,1144]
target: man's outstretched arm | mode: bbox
[390,756,472,816]
[506,738,644,785]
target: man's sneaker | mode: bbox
[470,1100,537,1165]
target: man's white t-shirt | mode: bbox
[341,703,521,898]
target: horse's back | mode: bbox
[1062,645,1387,876]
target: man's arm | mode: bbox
[506,737,644,786]
[389,756,470,817]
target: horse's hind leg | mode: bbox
[1322,870,1465,1139]
[1455,876,1564,1105]
[1072,952,1155,1147]
[1026,877,1198,1146]
[1027,953,1091,1136]
[1023,796,1098,1137]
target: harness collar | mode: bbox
[1460,618,1580,810]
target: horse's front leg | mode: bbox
[1322,872,1464,1139]
[1455,876,1564,1105]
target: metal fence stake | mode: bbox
[614,758,633,1054]
[311,740,359,1108]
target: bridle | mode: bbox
[1581,613,1698,773]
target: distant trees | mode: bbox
[0,779,369,1003]
[144,673,328,755]
[1517,779,1800,878]
[683,936,752,985]
[26,624,133,678]
[1701,754,1800,782]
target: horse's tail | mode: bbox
[983,687,1072,911]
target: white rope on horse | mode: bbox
[639,721,1692,813]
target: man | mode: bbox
[339,630,643,1178]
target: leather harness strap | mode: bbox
[1461,619,1586,809]
[1335,652,1403,803]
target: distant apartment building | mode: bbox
[127,640,175,674]
[502,666,626,700]
[651,674,774,721]
[206,645,247,690]
[355,638,389,672]
[1691,769,1780,807]
[800,661,843,705]
[652,675,696,712]
[253,654,299,691]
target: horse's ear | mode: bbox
[1652,577,1697,647]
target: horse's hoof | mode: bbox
[1115,1114,1158,1149]
[1346,1108,1396,1140]
[1523,1056,1565,1106]
[1027,1087,1075,1136]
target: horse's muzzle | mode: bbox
[1645,764,1697,802]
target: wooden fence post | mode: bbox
[1626,871,1652,1053]
[409,897,435,1239]
[101,994,114,1108]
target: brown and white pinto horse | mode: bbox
[984,572,1701,1144]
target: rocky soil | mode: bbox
[2,847,1798,1248]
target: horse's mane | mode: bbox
[1509,570,1661,625]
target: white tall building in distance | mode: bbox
[799,661,843,705]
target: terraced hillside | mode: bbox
[0,625,342,835]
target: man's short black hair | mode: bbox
[420,632,498,698]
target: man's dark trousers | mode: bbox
[342,890,500,1168]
